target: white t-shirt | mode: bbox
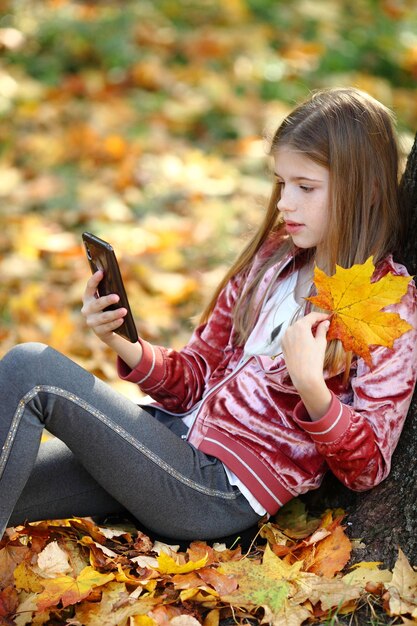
[183,272,301,516]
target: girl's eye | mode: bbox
[300,185,313,193]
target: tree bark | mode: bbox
[399,133,417,276]
[301,134,417,570]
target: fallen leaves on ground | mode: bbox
[0,502,414,625]
[308,256,413,367]
[384,548,417,620]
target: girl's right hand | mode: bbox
[81,270,127,345]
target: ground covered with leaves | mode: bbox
[1,1,417,624]
[1,501,417,626]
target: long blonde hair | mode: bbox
[201,88,402,375]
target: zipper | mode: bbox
[185,355,253,441]
[183,249,300,439]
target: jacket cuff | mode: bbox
[293,392,352,444]
[117,339,164,387]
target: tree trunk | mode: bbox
[399,133,417,277]
[301,134,417,570]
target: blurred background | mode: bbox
[0,0,416,397]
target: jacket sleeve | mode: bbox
[117,273,242,412]
[293,280,417,491]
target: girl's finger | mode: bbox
[81,293,120,319]
[315,319,331,339]
[90,317,125,337]
[87,308,127,327]
[303,311,331,326]
[83,270,104,298]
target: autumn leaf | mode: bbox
[0,585,18,618]
[13,592,39,626]
[156,551,208,575]
[385,548,417,618]
[73,581,158,626]
[0,544,29,587]
[291,572,362,612]
[297,523,352,578]
[14,561,44,593]
[198,567,238,595]
[273,498,321,539]
[220,544,361,624]
[36,565,115,610]
[35,540,71,578]
[308,256,413,366]
[343,561,392,587]
[219,545,299,614]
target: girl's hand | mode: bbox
[81,270,143,369]
[281,311,332,420]
[81,270,127,344]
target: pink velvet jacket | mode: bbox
[118,234,417,515]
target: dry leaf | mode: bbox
[0,585,18,619]
[386,548,417,618]
[74,581,158,626]
[273,499,321,539]
[343,562,392,587]
[219,545,299,614]
[0,544,29,587]
[291,572,362,611]
[36,565,115,610]
[297,523,352,578]
[36,540,71,578]
[170,616,202,626]
[156,552,208,575]
[14,562,44,593]
[13,592,38,626]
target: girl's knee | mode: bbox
[2,342,50,372]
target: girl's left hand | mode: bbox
[281,311,332,420]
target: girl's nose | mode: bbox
[277,185,295,212]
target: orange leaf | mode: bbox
[0,586,18,618]
[308,257,413,366]
[297,524,352,578]
[199,567,238,595]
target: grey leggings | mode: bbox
[0,343,261,541]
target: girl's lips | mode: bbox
[285,221,304,234]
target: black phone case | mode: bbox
[82,232,138,343]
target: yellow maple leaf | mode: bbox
[307,256,413,366]
[36,565,115,611]
[219,544,302,611]
[220,545,361,623]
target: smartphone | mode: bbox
[82,232,138,343]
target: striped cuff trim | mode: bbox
[117,339,162,386]
[135,343,156,385]
[293,392,352,444]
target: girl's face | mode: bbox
[274,147,330,257]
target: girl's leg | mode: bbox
[8,437,127,527]
[0,343,261,539]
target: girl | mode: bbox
[1,88,416,541]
